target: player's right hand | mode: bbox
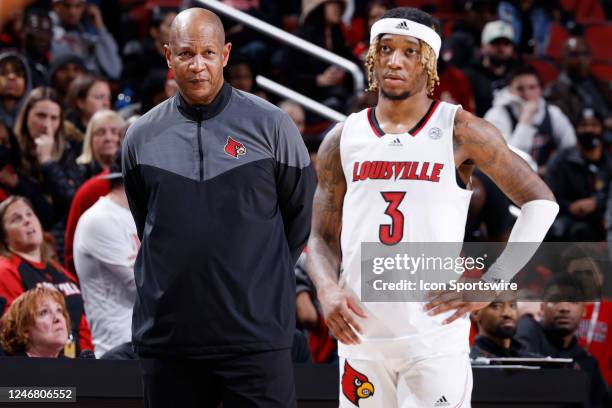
[318,285,367,345]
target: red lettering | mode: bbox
[430,163,443,182]
[360,161,371,180]
[381,162,392,179]
[419,162,431,181]
[369,161,383,179]
[407,161,418,179]
[352,162,360,182]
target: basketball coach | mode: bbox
[122,8,315,408]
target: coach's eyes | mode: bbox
[179,51,193,58]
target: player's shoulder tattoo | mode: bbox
[453,108,505,168]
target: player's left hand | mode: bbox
[423,278,494,324]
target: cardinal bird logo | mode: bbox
[224,136,247,158]
[341,361,375,406]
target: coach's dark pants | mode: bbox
[139,349,296,408]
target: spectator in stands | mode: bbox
[47,53,86,101]
[0,52,31,129]
[465,170,514,242]
[280,0,353,114]
[517,276,611,407]
[465,20,518,117]
[19,9,52,89]
[442,0,497,69]
[50,0,121,80]
[220,0,281,74]
[498,0,553,55]
[14,87,84,254]
[121,6,176,95]
[294,252,337,363]
[471,297,538,358]
[484,65,576,170]
[225,56,267,100]
[546,110,611,241]
[434,59,475,112]
[562,247,612,385]
[0,3,26,50]
[73,154,137,358]
[0,196,92,355]
[351,0,394,64]
[0,118,54,230]
[76,109,123,180]
[279,100,306,135]
[0,286,69,357]
[65,74,111,134]
[546,37,612,134]
[118,70,168,119]
[63,170,111,277]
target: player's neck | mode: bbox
[376,91,432,129]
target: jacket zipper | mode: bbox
[197,120,203,181]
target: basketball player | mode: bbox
[307,7,559,407]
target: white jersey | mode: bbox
[73,196,139,357]
[338,101,473,360]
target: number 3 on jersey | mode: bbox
[379,192,406,245]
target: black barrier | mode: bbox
[0,358,590,407]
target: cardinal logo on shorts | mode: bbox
[341,361,375,406]
[224,136,247,158]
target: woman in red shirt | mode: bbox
[0,195,92,355]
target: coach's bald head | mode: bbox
[164,8,231,105]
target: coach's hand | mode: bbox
[423,278,493,325]
[319,285,367,345]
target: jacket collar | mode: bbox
[175,81,232,122]
[474,335,525,357]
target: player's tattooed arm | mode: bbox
[453,109,555,205]
[307,122,346,289]
[307,123,366,345]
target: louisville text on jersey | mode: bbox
[352,161,444,183]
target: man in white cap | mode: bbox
[306,7,558,407]
[465,20,518,116]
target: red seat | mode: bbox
[545,23,570,61]
[526,58,560,86]
[586,25,612,62]
[592,62,612,82]
[560,0,606,23]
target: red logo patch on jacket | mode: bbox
[224,136,247,158]
[341,360,375,406]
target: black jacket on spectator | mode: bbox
[40,145,84,219]
[546,147,611,240]
[78,160,104,182]
[279,21,354,113]
[546,73,612,128]
[517,316,611,408]
[470,335,540,359]
[464,58,517,117]
[38,144,85,258]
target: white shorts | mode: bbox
[339,352,472,408]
